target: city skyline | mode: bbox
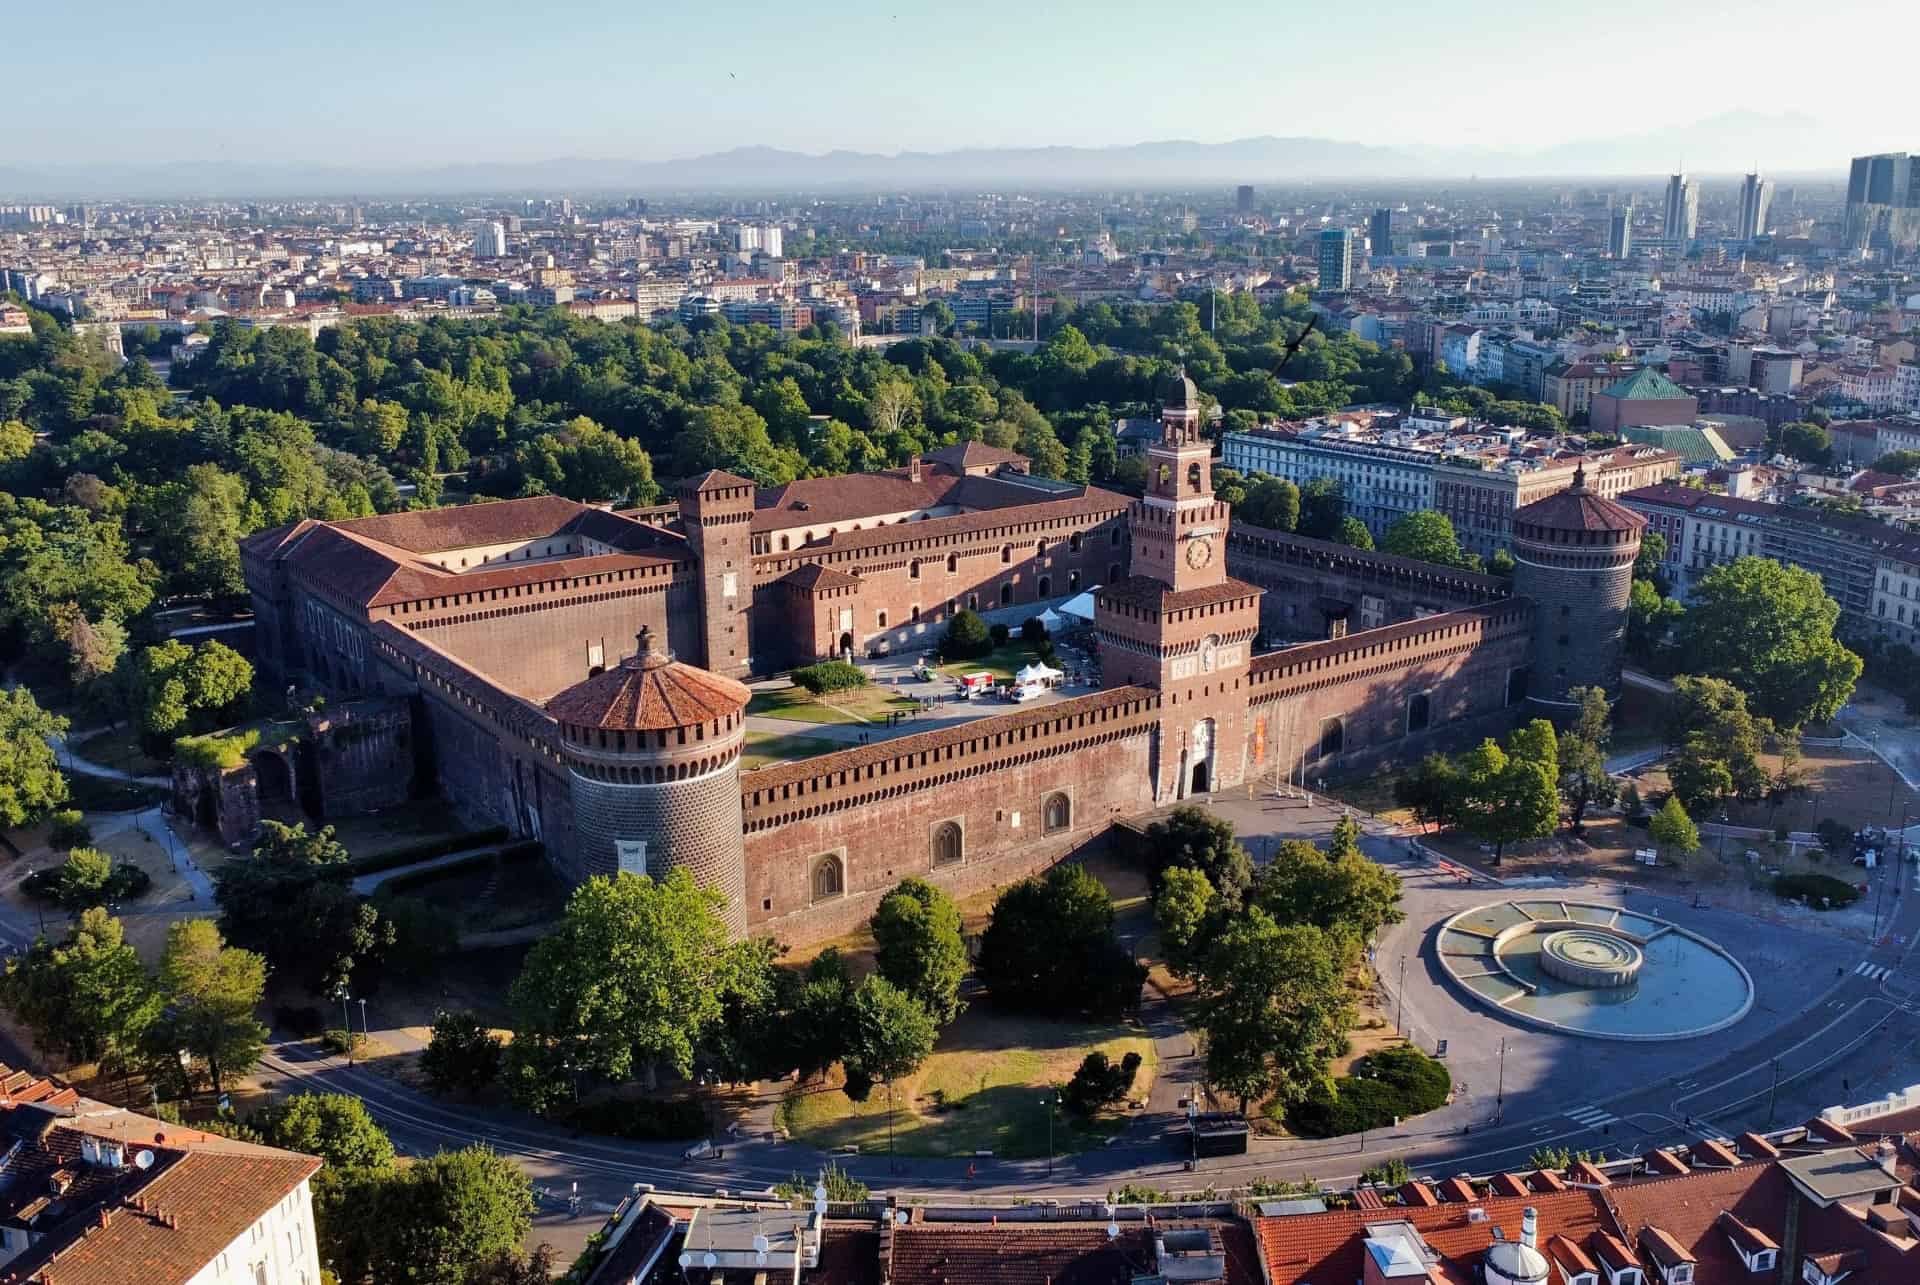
[9,0,1917,175]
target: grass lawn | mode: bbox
[375,853,570,934]
[742,730,845,770]
[777,1007,1155,1159]
[937,642,1046,683]
[321,799,477,860]
[73,724,170,779]
[749,684,918,726]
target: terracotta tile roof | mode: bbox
[887,1224,1156,1285]
[1094,575,1262,613]
[810,1222,882,1285]
[1513,471,1645,536]
[1399,1181,1439,1208]
[1739,1132,1782,1159]
[1488,1173,1530,1198]
[1717,1209,1778,1255]
[328,494,590,553]
[923,441,1031,473]
[1255,1188,1611,1285]
[780,563,862,592]
[1638,1224,1694,1267]
[683,468,756,493]
[0,1075,320,1285]
[1544,1232,1597,1275]
[1645,1149,1690,1176]
[790,486,1128,560]
[1435,1177,1477,1203]
[1603,1161,1784,1281]
[547,628,750,731]
[754,469,964,533]
[1691,1139,1743,1168]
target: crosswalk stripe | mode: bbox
[1855,962,1893,980]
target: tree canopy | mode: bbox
[1678,557,1860,729]
[870,878,968,1026]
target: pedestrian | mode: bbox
[966,1161,976,1182]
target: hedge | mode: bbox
[174,729,260,771]
[1772,871,1860,908]
[791,661,867,695]
[1287,1045,1451,1138]
[346,826,510,875]
[563,1097,707,1141]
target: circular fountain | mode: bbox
[1538,928,1644,988]
[1435,899,1753,1041]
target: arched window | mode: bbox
[780,535,791,551]
[1406,691,1431,734]
[947,553,959,574]
[1038,576,1051,597]
[932,821,963,866]
[1108,562,1121,582]
[910,560,921,580]
[1000,583,1012,605]
[1070,532,1082,553]
[1043,793,1071,834]
[811,853,844,903]
[1316,716,1344,762]
[877,610,888,629]
[1188,463,1203,493]
[1002,544,1013,564]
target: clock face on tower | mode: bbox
[1185,536,1214,570]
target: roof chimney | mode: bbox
[909,455,922,484]
[1521,1206,1538,1250]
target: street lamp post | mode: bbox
[358,997,368,1043]
[1494,1038,1507,1125]
[1396,955,1407,1034]
[1042,1095,1055,1178]
[335,986,352,1065]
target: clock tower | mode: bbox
[1094,369,1264,801]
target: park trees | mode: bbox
[1678,557,1861,729]
[215,821,395,996]
[1334,516,1375,550]
[0,907,160,1071]
[1237,475,1301,531]
[870,878,968,1026]
[1393,753,1467,831]
[1779,421,1832,466]
[1143,804,1252,904]
[1626,578,1685,668]
[938,607,992,660]
[839,975,937,1103]
[1249,838,1404,954]
[421,1011,505,1097]
[1458,735,1559,864]
[1650,796,1701,865]
[323,1146,535,1285]
[1557,686,1618,834]
[1665,676,1771,813]
[1191,910,1351,1115]
[0,686,68,829]
[252,1093,396,1171]
[151,919,267,1096]
[977,863,1144,1018]
[130,639,253,749]
[504,869,751,1113]
[1381,511,1473,569]
[1153,866,1222,980]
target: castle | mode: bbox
[217,372,1643,943]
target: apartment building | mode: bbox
[1620,481,1920,637]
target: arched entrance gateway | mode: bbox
[1185,718,1215,796]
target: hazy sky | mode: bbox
[12,0,1917,165]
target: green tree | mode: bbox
[1143,804,1252,904]
[1238,475,1301,531]
[1250,839,1404,949]
[367,1147,534,1285]
[1506,718,1559,770]
[976,863,1144,1018]
[1333,516,1374,550]
[938,608,992,660]
[1393,753,1467,831]
[1192,910,1350,1114]
[1154,866,1221,980]
[216,821,394,996]
[840,975,937,1102]
[1665,675,1771,812]
[1678,557,1861,729]
[871,878,967,1026]
[50,845,113,909]
[0,907,160,1070]
[132,639,253,745]
[1297,478,1344,539]
[1328,813,1363,861]
[421,1011,505,1097]
[1626,578,1685,668]
[504,869,744,1113]
[0,686,68,829]
[1633,530,1670,593]
[1380,510,1467,567]
[252,1093,396,1170]
[1556,687,1617,834]
[1459,739,1559,863]
[153,918,268,1095]
[1649,796,1701,864]
[1779,421,1831,466]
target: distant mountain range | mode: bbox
[0,113,1848,198]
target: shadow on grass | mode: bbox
[782,1078,1131,1159]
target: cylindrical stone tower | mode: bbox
[546,626,752,935]
[1510,463,1645,713]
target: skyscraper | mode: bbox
[1235,184,1254,214]
[469,220,508,258]
[1663,173,1698,243]
[1735,172,1773,241]
[1317,227,1354,292]
[1608,207,1632,259]
[1845,153,1920,252]
[1369,207,1393,258]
